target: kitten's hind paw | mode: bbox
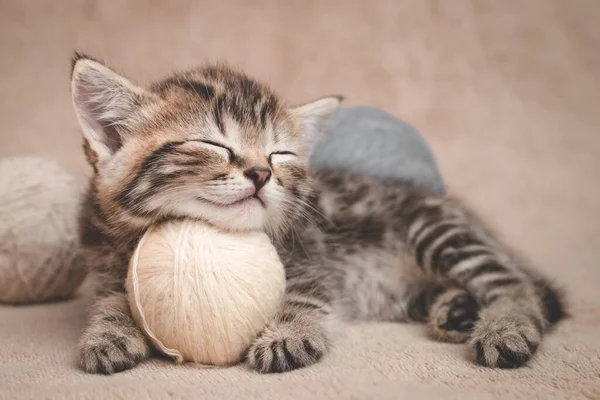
[247,322,327,373]
[428,288,479,343]
[470,309,541,368]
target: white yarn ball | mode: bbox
[0,157,85,304]
[126,219,285,366]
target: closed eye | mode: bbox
[188,139,235,161]
[268,151,297,163]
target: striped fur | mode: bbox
[72,54,565,375]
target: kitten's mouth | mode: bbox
[197,194,265,208]
[232,194,265,208]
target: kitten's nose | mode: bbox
[244,167,271,191]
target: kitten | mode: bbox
[71,53,565,374]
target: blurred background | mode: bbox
[0,0,598,307]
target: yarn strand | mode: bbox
[130,226,185,363]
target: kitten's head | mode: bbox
[71,53,340,235]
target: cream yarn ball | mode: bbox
[126,219,285,366]
[0,157,85,304]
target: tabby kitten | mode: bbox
[71,54,565,374]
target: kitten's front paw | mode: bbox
[247,323,327,373]
[471,312,540,368]
[78,329,150,374]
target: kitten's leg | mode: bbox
[78,291,150,374]
[247,287,334,373]
[403,196,550,368]
[407,285,479,343]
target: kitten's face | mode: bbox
[71,56,339,234]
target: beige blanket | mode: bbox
[1,291,599,399]
[1,1,599,399]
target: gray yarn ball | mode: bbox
[0,157,86,304]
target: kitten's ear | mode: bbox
[70,53,154,163]
[289,96,342,156]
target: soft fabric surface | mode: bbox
[1,297,599,399]
[1,1,599,399]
